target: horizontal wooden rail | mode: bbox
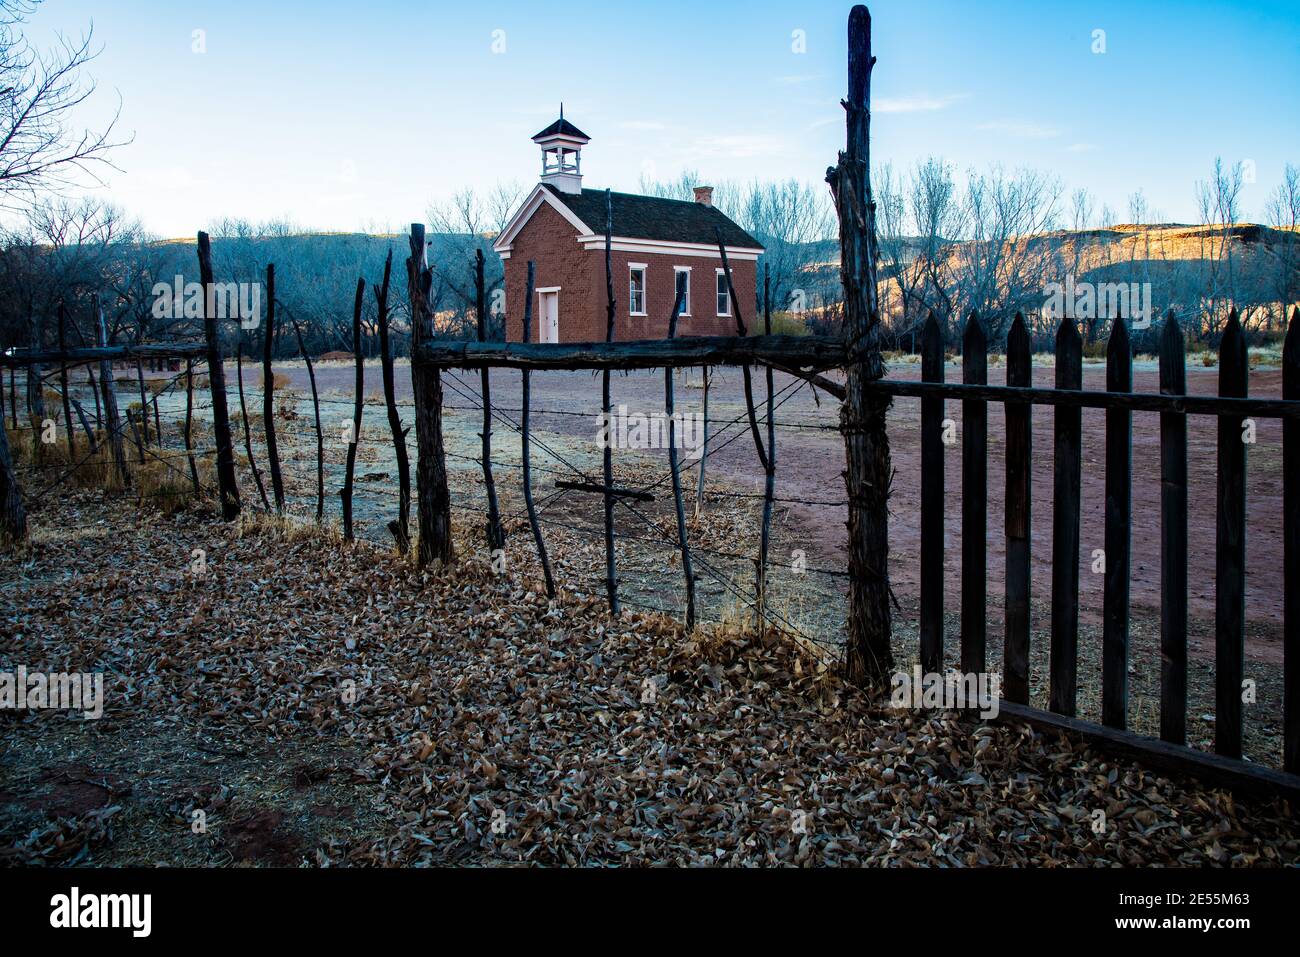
[414,334,849,371]
[987,700,1300,804]
[869,378,1300,418]
[1,343,208,366]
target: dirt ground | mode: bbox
[3,493,1298,867]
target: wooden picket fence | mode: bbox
[869,307,1300,797]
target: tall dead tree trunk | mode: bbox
[831,4,894,685]
[198,231,242,521]
[375,250,411,552]
[263,263,284,513]
[476,248,505,553]
[407,224,453,566]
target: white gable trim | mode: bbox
[493,183,594,255]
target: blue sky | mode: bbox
[26,0,1300,236]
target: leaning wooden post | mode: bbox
[290,316,325,522]
[602,190,619,613]
[830,4,894,684]
[665,283,696,630]
[919,311,944,674]
[757,264,777,630]
[183,358,200,498]
[134,359,149,461]
[1215,309,1247,759]
[694,366,709,518]
[341,278,365,541]
[236,341,270,510]
[262,263,285,513]
[520,261,556,597]
[94,296,129,489]
[375,250,411,552]
[1283,306,1299,774]
[57,304,75,460]
[197,231,241,520]
[476,248,504,552]
[407,223,453,565]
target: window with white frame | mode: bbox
[673,267,691,316]
[716,269,731,317]
[629,265,647,316]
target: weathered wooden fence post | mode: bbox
[57,304,75,461]
[919,312,944,673]
[757,265,776,630]
[290,317,325,522]
[476,247,505,553]
[236,341,270,510]
[665,283,696,630]
[183,358,200,498]
[1102,313,1133,729]
[407,223,454,565]
[262,263,285,513]
[341,278,365,541]
[375,250,411,551]
[0,395,25,543]
[95,296,129,489]
[831,4,894,685]
[197,231,242,520]
[520,261,556,597]
[602,191,619,613]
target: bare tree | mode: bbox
[1265,163,1300,327]
[0,1,126,209]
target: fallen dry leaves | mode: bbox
[1,491,1298,867]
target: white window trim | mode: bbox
[673,266,692,317]
[628,263,648,317]
[715,268,732,318]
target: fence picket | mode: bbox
[1103,315,1133,729]
[961,312,987,675]
[1159,313,1188,745]
[1283,308,1298,773]
[1050,316,1082,715]
[920,312,944,674]
[1215,310,1248,758]
[1004,313,1032,704]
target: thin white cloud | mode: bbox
[774,74,822,86]
[689,134,787,159]
[1065,142,1099,153]
[875,93,970,114]
[977,120,1062,139]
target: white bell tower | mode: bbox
[532,106,589,195]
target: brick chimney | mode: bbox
[693,186,714,208]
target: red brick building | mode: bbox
[494,115,764,343]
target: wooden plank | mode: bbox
[1215,310,1248,759]
[1284,308,1299,773]
[0,343,207,366]
[1103,316,1133,729]
[1050,316,1083,715]
[1003,313,1032,704]
[417,335,848,373]
[1159,313,1188,746]
[988,699,1300,805]
[197,231,241,520]
[961,312,987,675]
[920,312,944,674]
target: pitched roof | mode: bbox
[542,185,763,250]
[532,118,590,142]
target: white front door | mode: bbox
[538,290,559,343]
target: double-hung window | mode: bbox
[629,265,647,316]
[673,267,691,316]
[716,269,731,317]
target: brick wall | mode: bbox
[503,199,758,342]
